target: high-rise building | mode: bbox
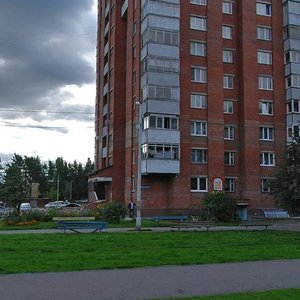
[89,0,299,217]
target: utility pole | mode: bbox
[135,102,142,230]
[56,174,60,204]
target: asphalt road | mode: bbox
[1,260,300,300]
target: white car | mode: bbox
[20,203,32,212]
[45,201,70,209]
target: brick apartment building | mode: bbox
[89,0,300,218]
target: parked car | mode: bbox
[60,203,83,213]
[45,201,70,209]
[20,203,32,212]
[0,205,7,216]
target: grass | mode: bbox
[0,231,300,274]
[164,288,300,299]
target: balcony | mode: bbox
[104,3,110,17]
[104,62,109,76]
[141,129,180,145]
[141,159,179,174]
[103,83,108,96]
[121,0,128,19]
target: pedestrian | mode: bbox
[127,200,135,218]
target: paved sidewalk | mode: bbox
[0,260,300,300]
[0,221,300,234]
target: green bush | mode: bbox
[202,191,236,222]
[100,202,126,223]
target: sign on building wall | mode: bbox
[213,178,223,191]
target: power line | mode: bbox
[0,108,94,115]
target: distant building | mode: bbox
[89,0,300,216]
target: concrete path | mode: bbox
[0,221,300,234]
[0,260,300,300]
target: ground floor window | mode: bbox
[191,176,208,192]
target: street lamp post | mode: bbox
[135,102,142,230]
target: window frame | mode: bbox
[223,74,234,89]
[257,26,272,41]
[222,25,233,39]
[190,40,207,57]
[224,151,235,165]
[259,127,274,141]
[256,2,272,17]
[257,50,272,65]
[191,66,207,83]
[224,178,235,192]
[260,152,275,166]
[258,75,273,90]
[191,176,208,192]
[222,1,233,15]
[191,121,208,136]
[224,100,234,114]
[191,148,208,164]
[190,15,207,31]
[224,125,235,140]
[191,93,207,109]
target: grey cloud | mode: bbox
[1,121,69,134]
[0,0,96,121]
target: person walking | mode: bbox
[127,200,135,218]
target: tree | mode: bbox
[2,154,30,209]
[202,191,236,222]
[271,137,300,215]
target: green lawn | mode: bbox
[165,288,300,300]
[1,231,300,274]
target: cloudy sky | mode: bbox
[0,0,97,163]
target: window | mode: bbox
[191,148,208,164]
[257,26,272,41]
[142,28,179,47]
[224,100,234,113]
[288,125,300,138]
[257,51,272,65]
[286,75,300,88]
[258,75,273,90]
[142,0,179,18]
[223,49,233,63]
[131,176,135,192]
[224,178,235,192]
[260,152,275,166]
[191,67,207,83]
[190,0,207,5]
[261,178,273,192]
[225,151,235,165]
[287,99,300,113]
[190,16,207,31]
[260,127,274,141]
[222,25,233,39]
[191,93,207,109]
[259,100,273,115]
[143,115,179,130]
[191,121,207,136]
[133,21,137,35]
[142,85,179,101]
[190,41,206,57]
[224,125,234,140]
[222,1,233,14]
[285,51,300,63]
[142,144,179,160]
[256,2,271,16]
[191,176,208,192]
[223,75,234,89]
[142,57,179,74]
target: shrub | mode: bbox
[100,202,126,223]
[202,191,236,222]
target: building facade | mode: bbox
[89,0,294,217]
